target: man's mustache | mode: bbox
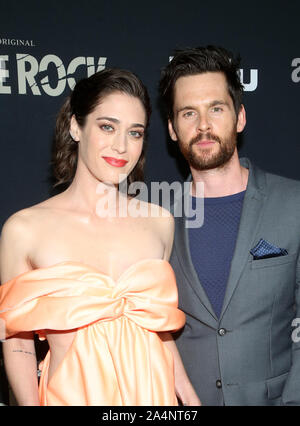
[189,133,221,146]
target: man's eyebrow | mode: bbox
[176,106,196,114]
[209,100,230,107]
[96,116,145,128]
[176,100,230,114]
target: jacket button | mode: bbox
[216,380,222,388]
[218,328,226,336]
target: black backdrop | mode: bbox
[1,0,300,404]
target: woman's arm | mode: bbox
[2,333,39,406]
[159,213,201,405]
[0,213,40,406]
[159,332,201,406]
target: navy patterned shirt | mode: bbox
[188,191,246,318]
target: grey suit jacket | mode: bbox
[170,157,300,406]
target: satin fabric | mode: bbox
[0,259,185,406]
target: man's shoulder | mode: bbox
[262,168,300,193]
[243,157,300,198]
[249,164,300,214]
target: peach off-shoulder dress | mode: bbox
[0,259,185,406]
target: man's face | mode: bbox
[168,72,246,171]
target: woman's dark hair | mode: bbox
[159,45,243,121]
[52,68,151,188]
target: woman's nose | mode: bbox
[111,134,127,154]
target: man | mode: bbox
[159,45,300,406]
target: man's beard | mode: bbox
[178,129,237,171]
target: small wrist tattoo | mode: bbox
[12,349,34,355]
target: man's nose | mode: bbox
[197,114,211,133]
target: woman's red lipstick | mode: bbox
[102,156,128,167]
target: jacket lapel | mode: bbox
[173,187,218,327]
[219,158,267,319]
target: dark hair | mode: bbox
[52,68,151,188]
[159,45,243,121]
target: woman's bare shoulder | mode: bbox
[135,200,174,241]
[133,199,173,219]
[2,208,37,235]
[0,208,41,282]
[0,197,66,281]
[1,195,64,238]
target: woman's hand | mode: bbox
[177,382,202,406]
[158,332,202,406]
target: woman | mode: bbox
[0,69,201,406]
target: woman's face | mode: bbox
[71,91,146,186]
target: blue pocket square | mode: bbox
[250,239,288,260]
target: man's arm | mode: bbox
[281,251,300,405]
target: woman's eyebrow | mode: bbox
[96,116,120,123]
[96,116,145,128]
